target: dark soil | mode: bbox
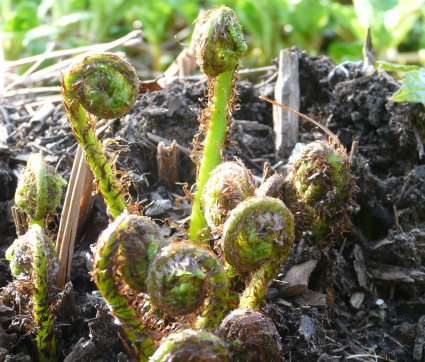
[1,47,425,361]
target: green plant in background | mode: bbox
[381,62,425,105]
[188,5,247,242]
[61,52,139,218]
[393,70,425,105]
[5,154,65,362]
[352,0,423,57]
[3,0,425,71]
[92,213,229,360]
[0,0,91,61]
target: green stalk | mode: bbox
[189,70,233,241]
[61,53,139,218]
[31,225,57,362]
[188,6,247,242]
[5,225,58,360]
[30,155,47,227]
[238,261,280,309]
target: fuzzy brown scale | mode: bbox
[216,308,282,362]
[256,173,286,200]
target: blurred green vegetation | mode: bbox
[2,0,425,73]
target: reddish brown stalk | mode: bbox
[259,95,340,147]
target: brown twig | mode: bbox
[260,96,341,147]
[55,146,94,288]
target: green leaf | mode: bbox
[377,60,421,72]
[392,69,425,106]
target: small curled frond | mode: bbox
[222,196,295,308]
[193,5,247,77]
[147,240,228,330]
[92,213,165,360]
[222,196,294,272]
[93,214,229,358]
[61,53,138,218]
[201,161,256,234]
[283,140,357,242]
[62,53,139,119]
[15,153,66,225]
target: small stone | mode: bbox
[145,199,172,216]
[350,291,364,309]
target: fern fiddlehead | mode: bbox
[61,53,139,218]
[92,213,229,360]
[189,6,247,242]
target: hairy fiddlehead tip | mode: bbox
[63,53,139,119]
[15,153,66,223]
[193,5,247,77]
[216,308,282,362]
[283,140,357,241]
[202,161,256,234]
[222,196,295,272]
[287,140,351,205]
[150,329,231,362]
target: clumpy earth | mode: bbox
[1,47,425,361]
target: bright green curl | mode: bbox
[222,196,295,309]
[61,53,140,218]
[189,6,247,242]
[92,213,229,361]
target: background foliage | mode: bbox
[2,0,425,73]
